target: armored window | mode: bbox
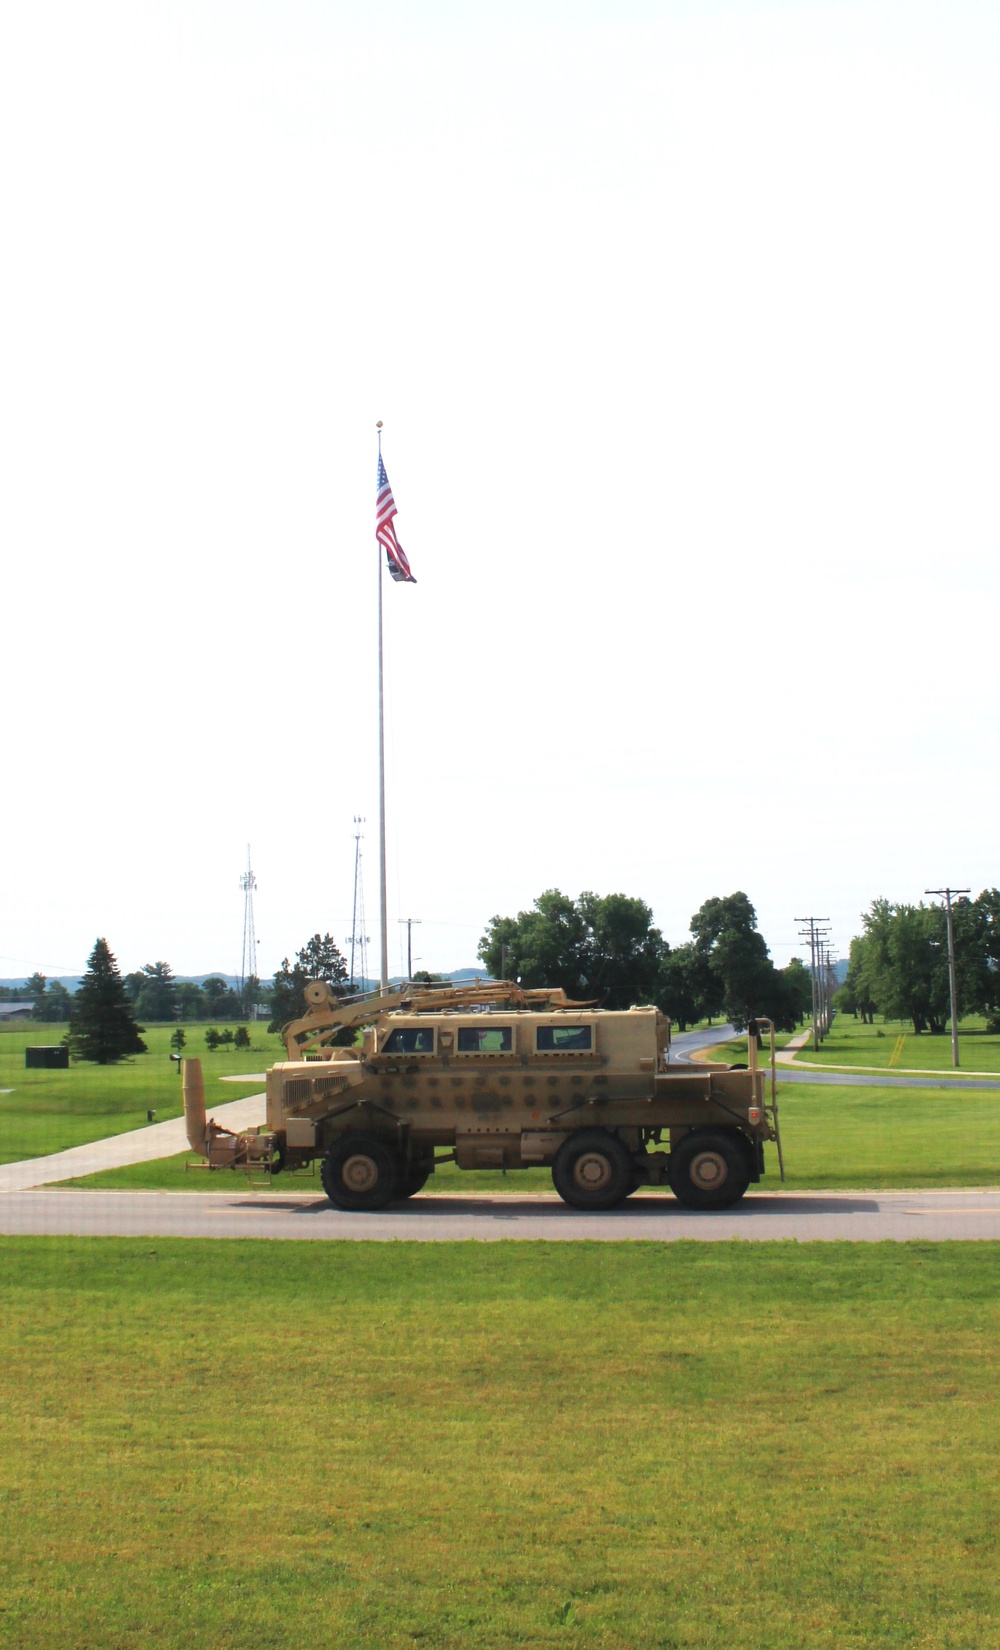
[381,1027,435,1054]
[456,1025,513,1053]
[536,1025,593,1052]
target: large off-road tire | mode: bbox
[396,1157,433,1199]
[551,1130,634,1210]
[321,1132,399,1211]
[668,1129,751,1210]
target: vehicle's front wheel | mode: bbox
[552,1130,633,1210]
[396,1156,433,1198]
[321,1132,399,1211]
[668,1129,751,1210]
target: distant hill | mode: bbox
[1,968,487,996]
[0,976,83,997]
[354,969,489,991]
[0,973,245,996]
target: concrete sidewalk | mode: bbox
[0,1092,266,1193]
[775,1028,813,1063]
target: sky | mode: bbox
[1,0,997,985]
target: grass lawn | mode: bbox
[745,1015,1000,1074]
[0,1022,283,1165]
[2,1238,998,1650]
[58,1074,1000,1195]
[771,1079,1000,1188]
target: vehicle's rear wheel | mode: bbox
[396,1156,433,1198]
[321,1132,399,1211]
[668,1129,751,1210]
[552,1130,633,1210]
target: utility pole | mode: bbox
[795,916,830,1051]
[925,886,970,1068]
[825,948,838,1035]
[398,916,421,981]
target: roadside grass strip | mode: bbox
[55,1077,1000,1195]
[1,1239,998,1650]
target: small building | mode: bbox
[26,1045,70,1070]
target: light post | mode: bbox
[398,917,421,982]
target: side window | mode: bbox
[456,1026,513,1053]
[536,1025,593,1052]
[381,1027,435,1054]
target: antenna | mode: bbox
[239,846,258,1013]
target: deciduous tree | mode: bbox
[656,944,712,1031]
[859,899,951,1034]
[201,976,240,1019]
[268,934,351,1037]
[689,892,803,1032]
[176,981,206,1020]
[478,889,664,1008]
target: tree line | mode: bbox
[54,934,355,1065]
[478,889,813,1032]
[63,942,275,1066]
[840,891,1000,1034]
[38,889,1000,1067]
[4,965,262,1024]
[39,899,811,1068]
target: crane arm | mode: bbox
[282,979,595,1059]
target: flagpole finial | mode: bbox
[376,419,383,455]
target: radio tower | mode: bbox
[348,817,370,991]
[239,846,258,1013]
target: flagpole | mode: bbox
[376,421,389,994]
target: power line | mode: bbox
[795,915,830,1052]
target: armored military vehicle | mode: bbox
[182,979,781,1210]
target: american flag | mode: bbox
[376,454,416,584]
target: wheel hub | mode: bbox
[342,1153,379,1193]
[689,1150,728,1191]
[574,1151,613,1192]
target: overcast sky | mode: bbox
[1,0,997,984]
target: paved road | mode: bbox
[667,1024,738,1062]
[3,1187,999,1242]
[777,1066,1000,1090]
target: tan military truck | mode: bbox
[182,979,781,1211]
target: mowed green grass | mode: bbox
[60,1074,1000,1194]
[772,1079,1000,1188]
[0,1022,283,1164]
[745,1015,1000,1073]
[2,1239,998,1650]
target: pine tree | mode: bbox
[68,938,147,1064]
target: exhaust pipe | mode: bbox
[182,1058,208,1155]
